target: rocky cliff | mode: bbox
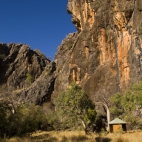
[0,43,56,106]
[53,0,142,103]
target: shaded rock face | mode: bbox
[0,43,56,105]
[53,33,78,99]
[54,0,142,102]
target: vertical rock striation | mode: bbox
[54,0,142,103]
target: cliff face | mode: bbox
[0,43,56,105]
[54,0,142,102]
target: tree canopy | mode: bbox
[55,83,96,131]
[110,82,142,129]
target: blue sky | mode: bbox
[0,0,76,60]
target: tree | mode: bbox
[0,101,10,137]
[94,90,111,131]
[110,82,142,129]
[8,103,49,136]
[0,101,51,137]
[55,83,96,133]
[110,93,124,117]
[0,100,17,137]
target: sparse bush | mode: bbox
[46,68,51,75]
[25,73,33,86]
[66,43,72,50]
[0,102,51,137]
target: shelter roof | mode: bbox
[109,118,127,124]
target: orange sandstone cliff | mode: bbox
[53,0,142,103]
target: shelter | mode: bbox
[109,118,127,133]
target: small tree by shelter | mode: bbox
[55,83,96,132]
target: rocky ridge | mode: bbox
[0,43,56,106]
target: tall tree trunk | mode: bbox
[103,103,110,131]
[81,120,87,134]
[96,102,110,132]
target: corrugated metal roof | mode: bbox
[109,118,127,124]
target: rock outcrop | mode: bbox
[0,43,56,106]
[53,0,142,104]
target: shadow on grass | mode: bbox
[60,135,89,142]
[32,134,58,142]
[32,134,49,139]
[70,136,88,142]
[60,136,69,142]
[95,137,111,142]
[41,137,58,142]
[0,138,6,142]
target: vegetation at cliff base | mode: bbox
[110,82,142,129]
[55,83,96,132]
[0,102,50,137]
[1,81,142,139]
[0,83,96,137]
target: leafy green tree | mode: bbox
[0,102,10,137]
[8,103,49,136]
[55,83,96,132]
[0,100,16,137]
[110,93,124,117]
[110,82,142,129]
[0,101,52,137]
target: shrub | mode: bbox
[110,82,142,130]
[0,102,51,137]
[25,73,33,86]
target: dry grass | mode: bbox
[0,130,142,142]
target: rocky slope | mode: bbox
[53,0,142,104]
[0,43,56,106]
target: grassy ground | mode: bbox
[0,130,142,142]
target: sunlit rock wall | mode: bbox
[54,0,142,102]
